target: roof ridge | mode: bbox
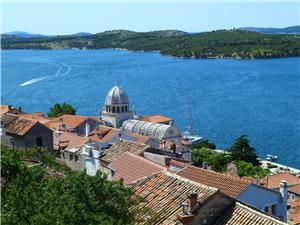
[235,202,288,224]
[186,165,251,184]
[162,170,219,192]
[123,152,167,170]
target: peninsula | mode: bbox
[2,29,300,59]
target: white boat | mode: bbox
[182,131,202,144]
[266,154,278,161]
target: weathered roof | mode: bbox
[58,132,89,149]
[129,171,219,225]
[5,117,39,136]
[0,105,10,115]
[100,140,150,163]
[141,114,173,123]
[262,173,300,189]
[109,152,167,185]
[18,113,50,124]
[289,199,300,225]
[216,202,288,225]
[130,132,151,144]
[178,165,251,197]
[289,184,300,195]
[105,84,129,105]
[50,114,90,130]
[89,125,119,143]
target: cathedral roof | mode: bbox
[105,84,129,105]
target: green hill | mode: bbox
[2,29,300,59]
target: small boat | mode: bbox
[182,131,202,144]
[266,154,278,161]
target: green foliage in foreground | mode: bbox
[48,102,76,117]
[1,147,137,225]
[2,29,300,59]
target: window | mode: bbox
[75,155,79,162]
[36,137,43,147]
[117,106,120,113]
[112,106,115,113]
[121,106,124,112]
[70,154,74,160]
[125,105,128,112]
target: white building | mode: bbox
[100,83,134,128]
[122,119,181,143]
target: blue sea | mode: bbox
[2,50,300,168]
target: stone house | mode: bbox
[1,114,53,150]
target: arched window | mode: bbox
[106,106,108,112]
[112,106,115,113]
[108,106,111,112]
[121,106,124,112]
[117,106,120,113]
[125,105,128,112]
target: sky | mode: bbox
[2,1,300,35]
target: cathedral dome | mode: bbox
[105,84,129,105]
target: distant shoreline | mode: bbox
[2,48,300,60]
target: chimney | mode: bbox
[188,192,198,213]
[8,105,12,111]
[279,180,288,222]
[18,106,22,113]
[85,121,90,137]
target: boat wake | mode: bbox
[19,62,71,87]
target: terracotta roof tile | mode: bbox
[0,105,10,114]
[109,152,167,185]
[216,202,288,225]
[101,140,150,163]
[262,173,300,189]
[289,184,300,195]
[5,117,38,136]
[89,125,119,143]
[18,113,50,124]
[130,133,151,144]
[57,132,88,149]
[178,165,251,197]
[129,171,218,225]
[140,114,173,123]
[50,114,88,130]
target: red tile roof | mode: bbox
[57,132,88,149]
[109,152,167,185]
[262,173,300,189]
[216,202,288,225]
[289,184,300,195]
[178,165,251,197]
[18,113,50,124]
[100,140,150,164]
[0,105,10,115]
[89,125,119,143]
[130,133,151,144]
[129,171,218,225]
[140,114,173,123]
[5,117,39,136]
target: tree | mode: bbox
[193,139,216,150]
[47,103,76,117]
[228,135,260,166]
[1,147,137,225]
[192,147,230,172]
[235,160,270,178]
